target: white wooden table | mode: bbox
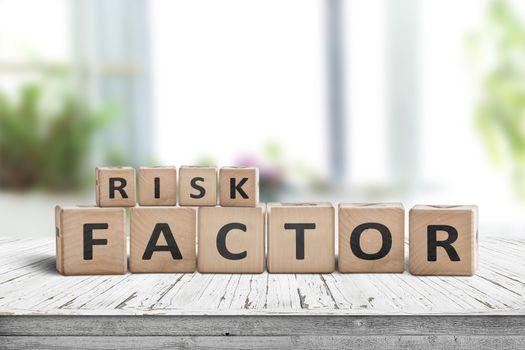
[1,236,524,349]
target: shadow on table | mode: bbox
[18,253,57,274]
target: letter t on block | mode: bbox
[267,202,335,273]
[96,167,136,207]
[409,205,478,276]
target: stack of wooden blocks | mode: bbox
[55,166,478,276]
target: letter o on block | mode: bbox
[338,203,405,273]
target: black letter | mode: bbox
[427,225,460,262]
[284,223,316,260]
[154,177,161,199]
[350,223,392,260]
[83,223,109,260]
[217,223,247,260]
[230,178,249,199]
[190,177,206,199]
[109,177,128,199]
[142,223,183,260]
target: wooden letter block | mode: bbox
[130,207,196,273]
[178,166,217,206]
[409,205,478,276]
[219,167,259,207]
[338,203,404,273]
[267,203,335,273]
[55,206,126,275]
[96,167,136,207]
[198,205,265,273]
[138,166,177,206]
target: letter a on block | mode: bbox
[409,205,478,276]
[130,207,196,273]
[55,206,127,275]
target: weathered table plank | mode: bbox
[2,335,525,350]
[1,237,524,349]
[0,237,524,316]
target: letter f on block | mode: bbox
[83,223,109,260]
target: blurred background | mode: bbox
[0,0,524,237]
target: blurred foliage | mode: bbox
[0,81,114,192]
[472,0,525,197]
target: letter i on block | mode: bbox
[138,166,177,206]
[409,205,478,276]
[219,167,259,207]
[130,207,196,273]
[267,203,335,273]
[96,167,136,207]
[339,203,405,273]
[179,166,217,206]
[55,206,127,275]
[198,205,265,273]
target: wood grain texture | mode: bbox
[96,167,136,207]
[2,315,525,336]
[267,203,335,273]
[55,207,126,275]
[339,203,404,273]
[0,237,524,316]
[219,167,259,207]
[138,167,177,206]
[198,205,265,273]
[409,205,478,276]
[2,335,525,350]
[178,166,217,206]
[130,207,196,273]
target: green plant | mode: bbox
[0,82,113,192]
[472,0,525,198]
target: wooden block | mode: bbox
[96,167,136,207]
[55,206,127,275]
[178,166,217,206]
[198,205,265,273]
[130,207,196,273]
[338,203,405,273]
[409,205,478,276]
[219,167,259,207]
[138,166,177,206]
[267,202,335,273]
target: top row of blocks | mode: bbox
[95,166,259,208]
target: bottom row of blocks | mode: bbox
[55,203,478,276]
